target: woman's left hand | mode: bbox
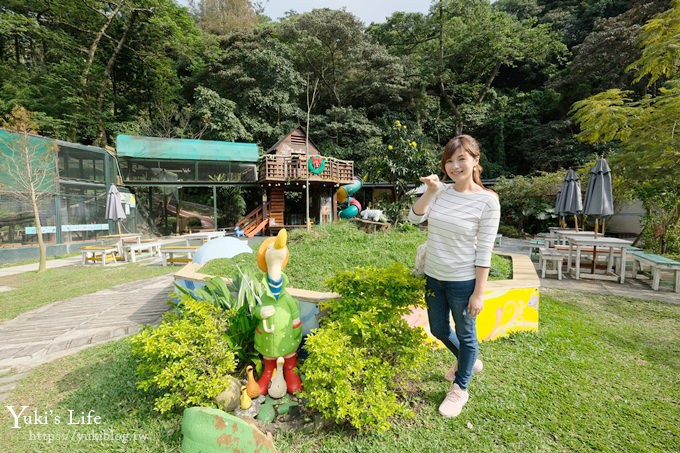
[467,293,485,318]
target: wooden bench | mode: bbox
[160,245,200,266]
[125,241,162,263]
[351,218,390,233]
[539,248,564,280]
[528,238,546,257]
[631,251,680,292]
[81,245,120,265]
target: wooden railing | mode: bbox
[236,202,269,230]
[259,155,354,184]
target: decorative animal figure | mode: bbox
[360,208,385,222]
[254,229,303,395]
[245,365,260,399]
[240,385,252,410]
[268,357,287,399]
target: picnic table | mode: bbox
[564,236,633,283]
[80,245,120,265]
[99,233,142,259]
[160,245,200,266]
[181,231,225,244]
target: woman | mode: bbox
[408,135,500,418]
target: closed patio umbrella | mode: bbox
[556,169,583,230]
[554,187,564,227]
[583,157,614,274]
[105,184,127,234]
[583,157,614,238]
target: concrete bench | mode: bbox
[631,251,680,292]
[161,245,199,266]
[539,248,564,280]
[125,241,161,263]
[81,245,120,265]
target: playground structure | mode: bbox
[235,127,356,236]
[336,178,363,219]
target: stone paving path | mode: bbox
[0,274,174,402]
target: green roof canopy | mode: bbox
[116,135,259,163]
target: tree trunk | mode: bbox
[80,1,123,88]
[30,186,47,272]
[14,35,20,65]
[94,11,137,147]
[437,2,463,135]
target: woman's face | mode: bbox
[444,148,479,183]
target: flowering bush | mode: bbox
[365,119,437,205]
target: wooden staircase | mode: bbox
[268,187,284,227]
[235,188,285,237]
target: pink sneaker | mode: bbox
[438,383,469,418]
[444,359,483,382]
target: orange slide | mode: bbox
[245,218,269,238]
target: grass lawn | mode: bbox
[1,290,678,452]
[1,223,677,451]
[0,263,176,321]
[201,223,511,290]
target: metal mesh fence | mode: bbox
[0,188,135,245]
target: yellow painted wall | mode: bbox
[403,286,539,345]
[476,287,539,341]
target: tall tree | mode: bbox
[277,9,406,114]
[0,0,202,145]
[199,28,303,145]
[191,0,258,34]
[0,106,58,271]
[570,1,679,252]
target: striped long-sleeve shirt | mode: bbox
[408,184,501,282]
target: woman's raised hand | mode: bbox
[419,174,440,192]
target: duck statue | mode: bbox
[268,357,287,399]
[245,365,260,399]
[240,385,252,410]
[254,229,303,395]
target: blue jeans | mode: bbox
[425,276,478,390]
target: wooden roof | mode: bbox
[266,126,322,156]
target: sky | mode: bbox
[177,1,433,25]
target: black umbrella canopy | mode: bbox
[556,169,583,216]
[554,187,564,215]
[555,169,583,230]
[583,157,614,236]
[583,158,614,218]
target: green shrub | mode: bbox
[301,323,411,433]
[130,295,237,414]
[174,269,266,372]
[300,262,429,433]
[187,217,202,228]
[490,254,513,280]
[498,223,524,238]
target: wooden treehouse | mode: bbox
[236,127,355,237]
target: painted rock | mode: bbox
[256,403,276,424]
[181,406,276,452]
[215,376,241,412]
